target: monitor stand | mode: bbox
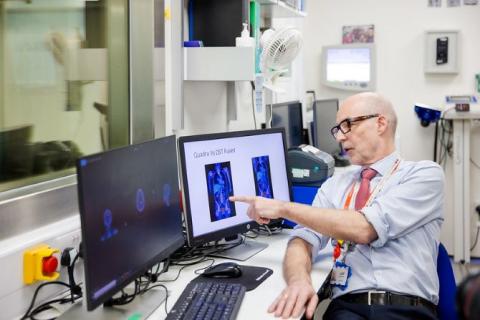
[208,238,268,261]
[57,288,166,320]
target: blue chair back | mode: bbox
[437,243,457,320]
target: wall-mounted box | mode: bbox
[424,30,459,74]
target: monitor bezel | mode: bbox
[178,128,293,247]
[270,100,304,148]
[312,98,341,155]
[321,43,376,92]
[77,135,185,311]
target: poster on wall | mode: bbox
[342,25,374,44]
[447,0,461,6]
[463,0,478,5]
[428,0,442,7]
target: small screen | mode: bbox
[77,136,184,310]
[179,129,291,244]
[271,101,303,148]
[313,99,341,155]
[326,47,371,82]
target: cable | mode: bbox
[29,293,82,320]
[437,118,453,168]
[142,283,169,314]
[104,280,139,307]
[250,81,257,129]
[471,158,480,170]
[471,226,480,251]
[21,281,72,320]
[268,103,273,127]
[193,258,216,275]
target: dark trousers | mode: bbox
[322,298,438,320]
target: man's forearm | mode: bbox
[283,238,313,284]
[282,202,377,244]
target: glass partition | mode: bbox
[0,0,129,192]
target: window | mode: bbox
[0,0,129,192]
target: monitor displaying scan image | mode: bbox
[269,101,304,148]
[178,128,292,261]
[75,135,184,315]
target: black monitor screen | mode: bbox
[77,135,184,311]
[178,128,292,247]
[313,99,341,155]
[271,101,303,148]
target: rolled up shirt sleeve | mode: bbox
[362,161,445,248]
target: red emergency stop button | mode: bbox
[42,256,58,275]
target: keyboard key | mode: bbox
[166,281,246,320]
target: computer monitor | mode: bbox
[312,99,341,155]
[321,44,376,91]
[76,135,184,313]
[178,128,292,261]
[270,101,304,148]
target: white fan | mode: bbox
[260,26,303,88]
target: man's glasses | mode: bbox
[330,114,380,138]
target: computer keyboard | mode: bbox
[166,281,246,320]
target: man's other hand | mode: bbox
[268,279,318,319]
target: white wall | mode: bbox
[303,0,480,256]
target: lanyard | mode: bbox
[333,158,401,262]
[343,158,401,211]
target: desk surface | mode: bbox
[148,230,331,320]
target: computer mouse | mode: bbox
[202,262,242,278]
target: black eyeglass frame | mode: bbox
[330,114,380,138]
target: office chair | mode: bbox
[306,243,457,320]
[437,243,457,320]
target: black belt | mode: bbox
[338,291,437,315]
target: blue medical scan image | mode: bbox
[205,162,236,222]
[136,188,145,213]
[251,156,274,199]
[163,183,172,207]
[100,208,118,241]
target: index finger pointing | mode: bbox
[229,195,255,203]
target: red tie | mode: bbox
[355,168,377,210]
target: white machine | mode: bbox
[443,106,480,263]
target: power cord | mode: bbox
[28,291,82,320]
[471,205,480,251]
[250,81,258,129]
[60,247,82,302]
[20,281,73,320]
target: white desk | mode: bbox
[443,108,480,263]
[148,230,332,320]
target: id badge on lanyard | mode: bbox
[330,159,401,290]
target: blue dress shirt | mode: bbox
[291,151,445,304]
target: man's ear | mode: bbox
[377,115,389,135]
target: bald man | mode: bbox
[231,93,444,319]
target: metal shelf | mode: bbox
[257,0,306,18]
